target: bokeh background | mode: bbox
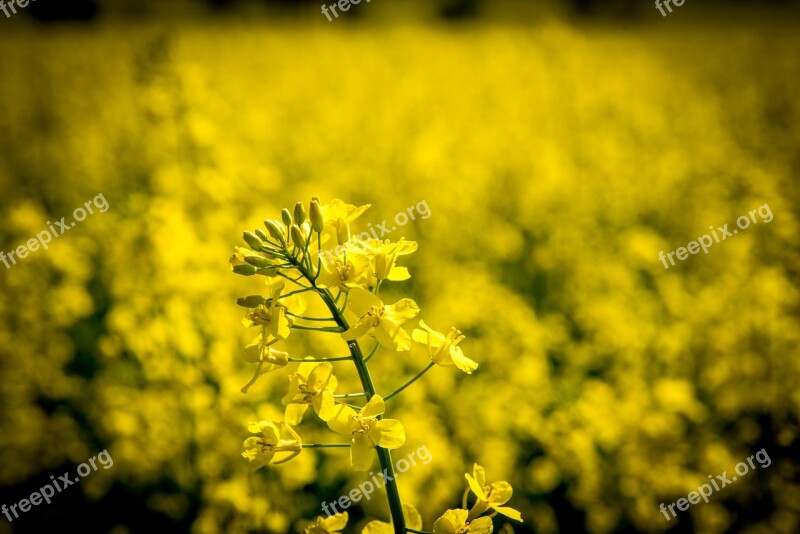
[1,0,799,532]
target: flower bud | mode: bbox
[264,220,285,243]
[244,255,272,268]
[243,231,263,251]
[255,228,268,241]
[232,264,258,276]
[291,224,306,249]
[281,208,293,227]
[293,202,306,224]
[237,295,267,308]
[310,199,324,233]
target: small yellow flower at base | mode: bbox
[282,360,338,424]
[327,395,405,471]
[362,504,422,534]
[241,420,302,471]
[433,509,493,534]
[412,320,478,374]
[342,288,419,351]
[465,464,523,522]
[304,512,349,534]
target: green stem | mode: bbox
[281,288,315,299]
[384,363,435,401]
[405,530,431,534]
[290,324,343,333]
[334,392,367,398]
[287,312,337,322]
[287,356,353,362]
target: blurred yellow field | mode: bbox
[0,3,798,533]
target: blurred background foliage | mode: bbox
[0,0,799,533]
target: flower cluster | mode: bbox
[231,199,518,533]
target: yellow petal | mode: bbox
[386,266,410,281]
[308,363,333,390]
[468,517,495,533]
[314,390,336,421]
[493,506,523,522]
[450,346,479,374]
[466,473,488,501]
[327,404,358,436]
[369,419,405,449]
[360,395,385,418]
[351,434,375,471]
[322,512,349,531]
[403,503,423,530]
[473,463,487,488]
[343,316,375,341]
[361,521,393,534]
[347,287,382,317]
[488,481,513,506]
[385,298,419,322]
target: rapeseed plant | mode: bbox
[232,199,523,534]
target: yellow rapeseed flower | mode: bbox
[433,509,493,534]
[241,420,302,471]
[342,288,419,351]
[326,395,405,471]
[465,464,522,522]
[282,360,338,424]
[412,320,478,374]
[319,199,371,244]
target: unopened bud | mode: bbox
[293,202,306,224]
[310,199,324,233]
[243,231,263,251]
[264,220,285,243]
[291,224,306,249]
[255,228,268,241]
[281,208,293,227]
[237,295,267,308]
[232,264,258,276]
[244,255,272,268]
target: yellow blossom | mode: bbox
[242,283,293,346]
[316,251,370,292]
[327,395,405,471]
[282,360,338,424]
[433,509,493,534]
[319,199,371,244]
[465,464,522,522]
[412,320,478,374]
[349,238,418,284]
[342,288,419,351]
[304,512,349,534]
[241,420,302,471]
